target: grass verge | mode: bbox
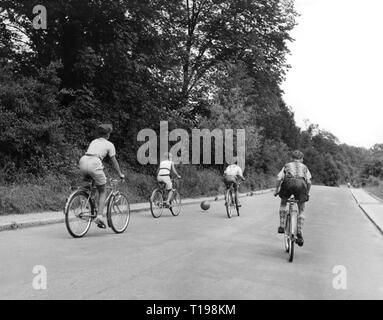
[0,166,273,215]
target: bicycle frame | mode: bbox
[226,180,241,205]
[150,178,181,218]
[72,179,120,219]
[225,180,242,219]
[157,178,179,202]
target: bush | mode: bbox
[0,61,79,182]
[0,165,275,215]
[0,181,68,215]
[366,175,381,187]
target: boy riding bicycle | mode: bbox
[156,152,181,207]
[274,150,311,247]
[79,124,125,229]
[223,163,245,207]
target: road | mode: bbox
[1,186,383,300]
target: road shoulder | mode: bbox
[0,188,273,232]
[350,188,383,235]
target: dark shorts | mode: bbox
[279,178,309,202]
[224,175,238,190]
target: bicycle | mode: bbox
[284,196,299,263]
[64,178,130,238]
[150,178,181,218]
[225,180,241,219]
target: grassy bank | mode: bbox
[365,185,383,201]
[362,175,383,200]
[0,165,274,215]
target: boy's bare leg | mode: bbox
[297,202,306,234]
[235,188,241,207]
[95,185,107,228]
[279,198,287,229]
[166,189,173,206]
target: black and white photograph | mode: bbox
[0,0,383,305]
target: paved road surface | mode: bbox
[1,186,383,299]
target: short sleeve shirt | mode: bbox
[224,164,243,177]
[158,160,173,176]
[86,138,116,161]
[277,161,312,182]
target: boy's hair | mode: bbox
[97,123,113,137]
[292,150,304,160]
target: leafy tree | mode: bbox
[2,0,375,191]
[0,60,77,180]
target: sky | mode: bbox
[282,0,383,148]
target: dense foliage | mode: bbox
[0,0,378,195]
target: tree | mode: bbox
[150,0,297,114]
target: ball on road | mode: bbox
[200,201,210,210]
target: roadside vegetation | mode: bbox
[0,1,381,214]
[359,147,383,199]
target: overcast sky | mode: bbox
[282,0,383,148]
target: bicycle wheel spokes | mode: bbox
[284,217,290,253]
[65,192,92,238]
[170,191,181,216]
[226,189,233,218]
[284,212,295,262]
[289,238,294,262]
[288,209,298,263]
[150,189,164,218]
[108,193,130,233]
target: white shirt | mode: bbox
[158,160,173,176]
[224,164,243,177]
[86,138,116,161]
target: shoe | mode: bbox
[297,233,304,247]
[94,218,107,229]
[278,226,285,234]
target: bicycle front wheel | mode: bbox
[107,193,130,234]
[226,189,233,218]
[150,189,164,218]
[64,191,93,238]
[170,191,181,216]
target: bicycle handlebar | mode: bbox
[110,177,125,184]
[287,198,300,203]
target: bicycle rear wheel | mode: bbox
[64,191,93,238]
[170,190,181,216]
[150,189,164,218]
[226,189,233,218]
[107,193,130,234]
[284,215,290,253]
[289,238,294,263]
[288,212,295,262]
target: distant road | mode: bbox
[0,186,382,299]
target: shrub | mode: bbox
[366,175,381,187]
